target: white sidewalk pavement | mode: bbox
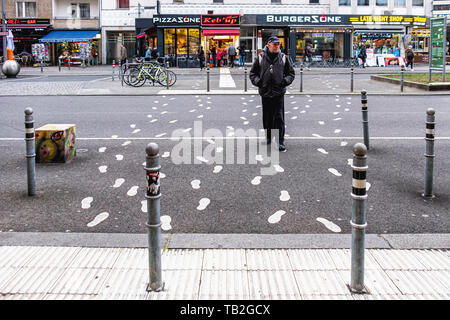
[1,246,448,300]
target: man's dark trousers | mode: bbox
[262,96,285,144]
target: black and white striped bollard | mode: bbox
[423,108,435,198]
[400,66,405,92]
[206,65,210,92]
[145,143,164,292]
[112,59,115,81]
[244,66,248,92]
[300,63,303,93]
[24,108,36,196]
[350,143,368,293]
[361,90,369,150]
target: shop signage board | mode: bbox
[152,15,201,26]
[257,14,426,26]
[429,17,447,82]
[5,19,51,25]
[201,15,240,26]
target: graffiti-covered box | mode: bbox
[35,124,76,163]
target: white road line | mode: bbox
[219,68,236,88]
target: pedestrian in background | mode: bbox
[221,46,228,68]
[217,48,222,67]
[238,43,246,67]
[250,36,295,152]
[211,46,217,67]
[358,45,367,68]
[198,46,205,70]
[228,43,237,68]
[120,43,127,66]
[405,45,415,71]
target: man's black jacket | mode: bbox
[249,47,295,98]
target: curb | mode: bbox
[0,232,449,249]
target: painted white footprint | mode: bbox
[87,212,109,228]
[251,176,262,185]
[113,178,125,188]
[127,186,139,196]
[213,166,223,173]
[317,148,328,155]
[197,198,210,211]
[141,200,147,213]
[98,166,107,173]
[161,215,172,231]
[191,180,201,189]
[328,168,342,177]
[98,147,106,153]
[81,197,93,209]
[268,210,286,224]
[280,190,290,201]
[115,155,123,161]
[316,217,341,233]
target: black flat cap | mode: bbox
[267,36,280,43]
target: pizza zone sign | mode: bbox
[152,15,201,25]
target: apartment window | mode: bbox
[376,0,387,6]
[118,0,129,8]
[16,2,37,18]
[339,0,351,5]
[309,0,320,3]
[394,0,406,7]
[358,0,370,5]
[79,3,90,18]
[71,3,77,18]
[412,0,423,6]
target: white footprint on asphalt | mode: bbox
[162,152,170,158]
[127,186,139,196]
[243,121,249,125]
[340,141,348,146]
[169,120,178,124]
[150,119,158,123]
[111,135,118,139]
[155,133,166,137]
[113,178,125,188]
[291,116,298,120]
[345,108,350,112]
[347,159,353,166]
[141,200,147,213]
[132,129,141,134]
[98,147,106,153]
[147,114,152,118]
[213,165,223,173]
[87,212,109,228]
[334,129,342,134]
[161,215,172,231]
[81,197,93,209]
[318,121,325,125]
[196,156,209,163]
[122,141,131,146]
[336,105,341,108]
[274,164,284,173]
[160,172,166,178]
[251,176,262,185]
[316,217,341,233]
[268,210,286,224]
[312,133,322,138]
[300,110,306,114]
[115,155,123,161]
[333,118,342,121]
[197,115,204,119]
[328,168,342,177]
[191,180,201,189]
[280,190,290,201]
[189,109,196,112]
[333,112,340,115]
[317,148,328,154]
[130,124,136,128]
[98,166,107,173]
[197,198,210,211]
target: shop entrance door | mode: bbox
[239,38,254,63]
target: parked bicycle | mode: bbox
[123,59,177,87]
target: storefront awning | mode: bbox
[39,30,99,43]
[202,29,240,36]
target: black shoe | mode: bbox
[279,144,287,152]
[263,138,271,145]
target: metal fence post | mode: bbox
[206,65,210,92]
[300,63,303,93]
[350,143,368,294]
[145,143,164,292]
[423,108,435,198]
[112,59,115,81]
[350,64,354,92]
[401,66,405,92]
[361,90,370,150]
[24,108,36,196]
[244,66,248,92]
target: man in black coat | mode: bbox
[250,36,295,152]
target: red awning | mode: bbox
[202,29,240,36]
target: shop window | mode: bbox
[176,29,188,55]
[118,0,130,9]
[412,0,423,6]
[240,27,255,37]
[376,0,387,6]
[164,29,176,55]
[79,3,90,19]
[16,2,36,18]
[357,0,369,5]
[189,29,200,56]
[394,0,406,7]
[339,0,351,6]
[309,0,319,3]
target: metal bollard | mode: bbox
[350,143,368,294]
[350,65,354,92]
[166,68,169,90]
[68,56,71,70]
[244,66,248,92]
[118,60,122,81]
[24,108,36,196]
[58,58,61,72]
[361,90,370,150]
[112,59,115,81]
[300,63,303,93]
[423,108,436,198]
[121,61,125,87]
[145,143,164,292]
[206,65,210,92]
[40,59,43,73]
[400,66,405,92]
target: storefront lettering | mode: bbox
[152,16,201,24]
[266,15,342,24]
[201,15,240,26]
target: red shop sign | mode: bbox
[201,15,240,26]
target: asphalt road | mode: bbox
[1,95,449,235]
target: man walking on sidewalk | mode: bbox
[120,43,127,66]
[250,36,295,152]
[227,43,236,68]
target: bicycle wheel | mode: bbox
[156,69,177,87]
[123,66,138,86]
[129,69,146,87]
[166,70,177,87]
